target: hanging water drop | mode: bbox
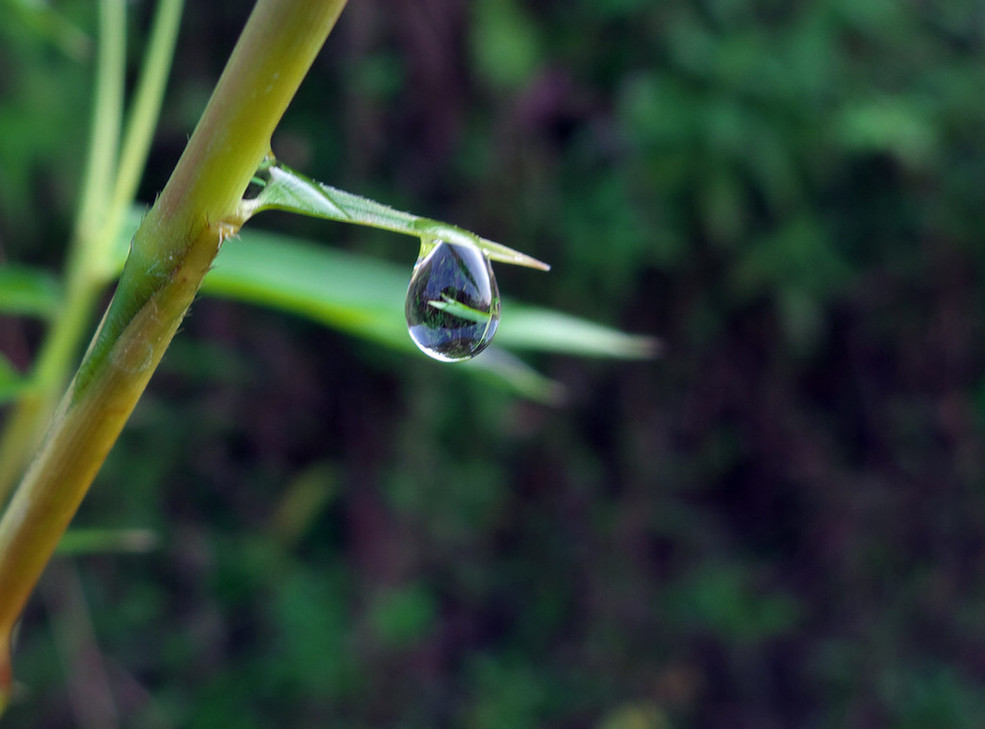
[405,239,501,362]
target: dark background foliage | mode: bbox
[4,0,985,726]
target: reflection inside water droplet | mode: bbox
[405,239,501,362]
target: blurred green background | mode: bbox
[4,0,985,726]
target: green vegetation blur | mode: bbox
[3,0,985,726]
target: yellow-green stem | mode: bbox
[0,0,347,709]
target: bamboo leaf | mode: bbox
[242,158,551,270]
[205,227,654,400]
[0,266,61,318]
[3,0,92,60]
[55,528,158,555]
[491,309,659,358]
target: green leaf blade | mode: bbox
[246,159,550,271]
[200,227,655,401]
[495,308,660,359]
[0,266,62,318]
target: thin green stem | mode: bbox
[0,0,348,711]
[0,0,127,504]
[98,0,185,278]
[74,0,125,254]
[0,0,184,505]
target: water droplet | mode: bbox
[405,239,501,362]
